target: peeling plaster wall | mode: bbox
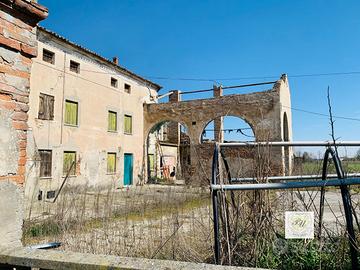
[0,0,47,246]
[0,181,24,247]
[0,110,19,175]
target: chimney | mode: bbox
[112,57,118,65]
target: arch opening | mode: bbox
[146,120,190,184]
[200,115,255,143]
[200,116,256,179]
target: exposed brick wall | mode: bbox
[213,85,223,142]
[144,77,293,185]
[167,90,181,144]
[0,0,47,185]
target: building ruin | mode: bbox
[144,75,293,185]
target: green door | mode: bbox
[124,153,133,185]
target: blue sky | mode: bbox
[39,0,360,155]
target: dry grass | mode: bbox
[23,146,360,269]
[23,184,214,262]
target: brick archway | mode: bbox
[143,76,293,184]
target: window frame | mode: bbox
[124,83,131,94]
[64,99,79,126]
[107,152,117,174]
[63,151,76,176]
[124,114,133,135]
[69,60,80,74]
[42,49,55,65]
[39,149,52,178]
[108,110,118,132]
[38,93,55,120]
[111,77,118,88]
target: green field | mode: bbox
[295,160,360,175]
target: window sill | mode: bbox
[64,123,79,128]
[41,60,55,66]
[40,177,52,180]
[124,132,133,135]
[36,118,55,121]
[106,173,117,175]
[107,130,118,133]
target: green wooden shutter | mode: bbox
[108,111,117,131]
[65,101,78,125]
[107,153,116,173]
[124,115,132,134]
[63,151,76,175]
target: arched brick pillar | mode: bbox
[143,75,292,184]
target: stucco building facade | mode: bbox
[26,27,161,201]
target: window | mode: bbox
[42,49,55,64]
[107,153,116,174]
[111,77,118,88]
[108,111,117,132]
[64,100,78,126]
[39,150,52,177]
[46,190,56,199]
[38,93,54,120]
[124,83,131,94]
[38,190,43,201]
[124,114,132,134]
[63,151,76,176]
[70,60,80,73]
[148,154,155,171]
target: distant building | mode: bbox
[26,27,161,200]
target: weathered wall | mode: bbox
[26,28,160,207]
[144,76,293,184]
[0,0,47,246]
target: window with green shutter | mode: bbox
[64,100,78,126]
[148,154,155,171]
[124,114,132,134]
[107,153,116,174]
[63,151,76,176]
[108,111,117,132]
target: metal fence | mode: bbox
[211,141,360,269]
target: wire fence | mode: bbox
[23,142,360,269]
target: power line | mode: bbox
[144,71,360,82]
[282,105,360,122]
[180,81,276,95]
[64,67,360,82]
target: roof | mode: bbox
[37,26,162,91]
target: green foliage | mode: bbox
[257,238,353,270]
[24,220,61,238]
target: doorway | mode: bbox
[124,153,133,185]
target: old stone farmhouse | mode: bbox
[0,0,293,249]
[26,27,161,200]
[25,26,293,201]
